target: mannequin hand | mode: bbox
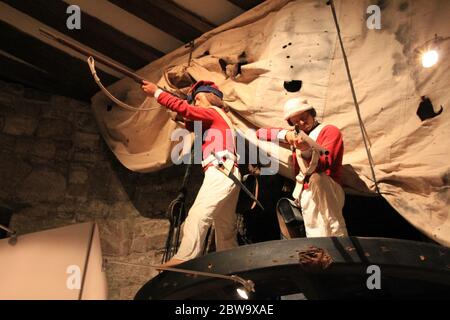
[286,131,310,151]
[285,130,296,145]
[293,136,310,151]
[141,80,158,97]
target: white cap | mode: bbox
[284,98,313,121]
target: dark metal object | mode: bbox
[135,237,450,299]
[39,28,147,84]
[162,193,187,263]
[162,150,194,263]
[0,224,17,246]
[276,198,306,239]
[223,167,264,211]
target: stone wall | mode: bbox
[0,80,203,299]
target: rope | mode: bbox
[328,0,380,194]
[87,56,162,112]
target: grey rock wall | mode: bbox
[0,80,203,299]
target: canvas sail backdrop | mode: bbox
[91,0,450,246]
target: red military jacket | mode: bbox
[157,91,235,162]
[256,125,344,185]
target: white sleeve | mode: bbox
[154,88,163,99]
[277,129,289,142]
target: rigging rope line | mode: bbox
[328,0,380,194]
[87,56,162,112]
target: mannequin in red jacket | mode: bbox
[257,98,347,237]
[142,80,241,267]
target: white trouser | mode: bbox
[299,173,347,237]
[173,165,241,261]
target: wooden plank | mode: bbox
[227,0,265,11]
[150,0,216,33]
[0,21,119,101]
[2,0,163,70]
[109,0,205,43]
[0,55,75,99]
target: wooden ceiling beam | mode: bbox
[0,55,56,94]
[0,55,83,100]
[109,0,207,43]
[149,0,216,33]
[227,0,265,11]
[3,0,163,70]
[0,21,119,101]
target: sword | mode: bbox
[211,152,264,210]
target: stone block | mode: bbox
[55,148,70,161]
[14,138,33,155]
[16,167,67,203]
[107,288,121,300]
[74,131,100,151]
[87,163,112,199]
[0,134,15,152]
[40,218,75,231]
[0,99,13,116]
[109,201,140,219]
[36,119,72,141]
[3,115,38,136]
[72,151,99,163]
[13,100,43,118]
[41,107,75,122]
[16,139,56,159]
[54,140,73,161]
[74,211,90,223]
[0,154,32,194]
[97,218,135,256]
[70,99,91,112]
[82,199,110,219]
[130,218,169,253]
[119,285,141,300]
[23,88,51,102]
[108,174,131,201]
[9,204,50,234]
[66,184,88,200]
[75,112,99,133]
[50,95,72,109]
[56,200,81,220]
[104,256,157,287]
[33,140,57,159]
[69,165,88,184]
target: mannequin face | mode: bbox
[289,110,315,133]
[194,92,211,108]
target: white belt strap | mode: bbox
[201,150,239,168]
[292,124,325,202]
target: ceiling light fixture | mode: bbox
[414,34,448,69]
[421,49,439,68]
